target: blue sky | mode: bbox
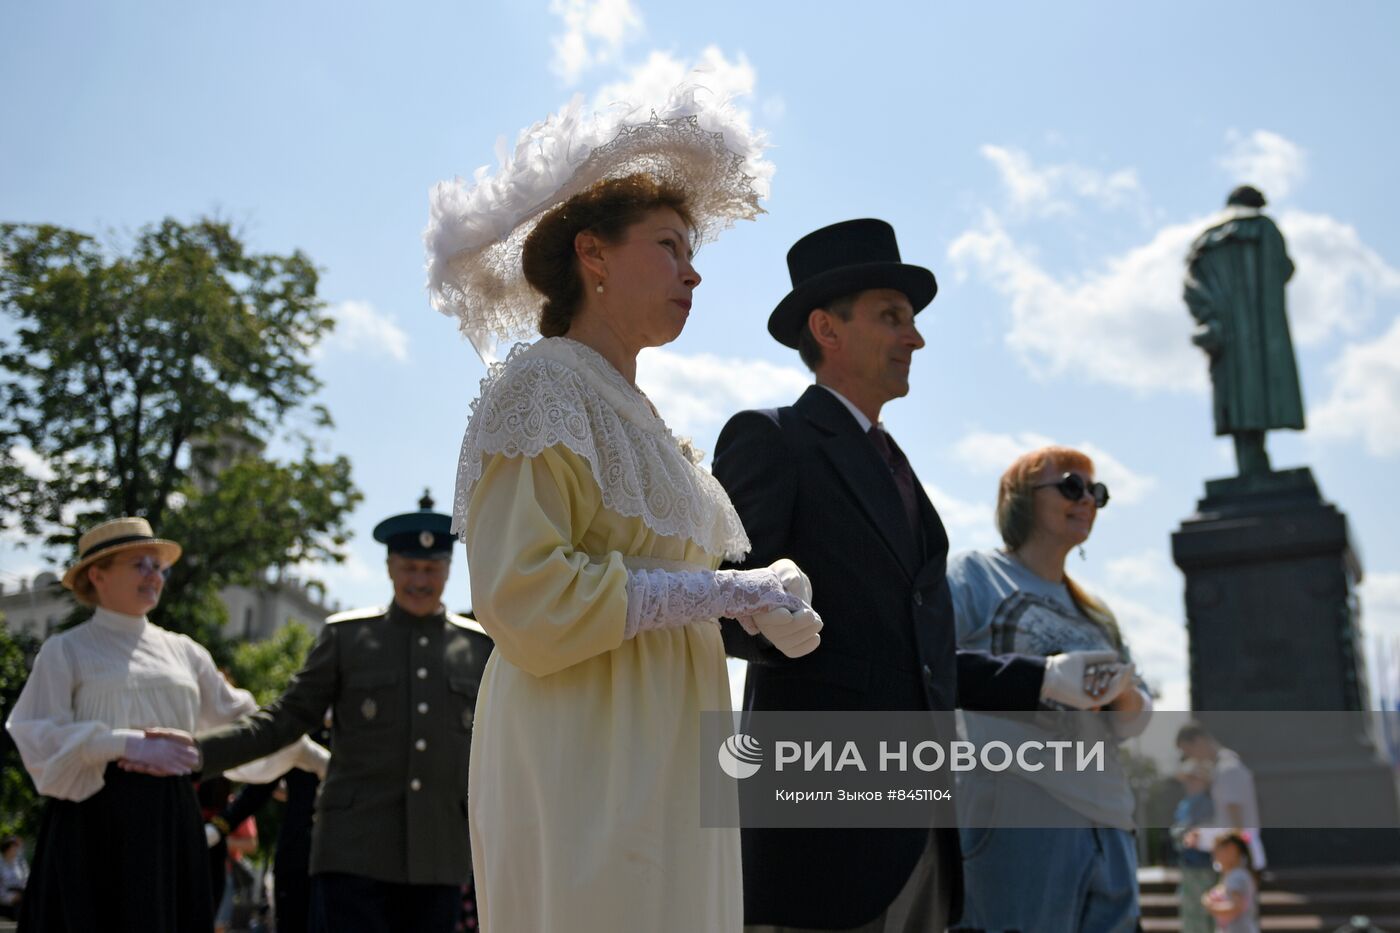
[4,1,1400,710]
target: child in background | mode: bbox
[1172,760,1217,933]
[1203,833,1260,933]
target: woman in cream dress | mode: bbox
[430,115,820,927]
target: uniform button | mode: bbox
[417,702,429,714]
[417,667,428,679]
[913,592,924,607]
[415,739,427,751]
[419,636,429,647]
[410,778,422,791]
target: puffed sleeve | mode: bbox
[184,635,330,782]
[5,637,140,801]
[466,445,630,678]
[187,636,259,728]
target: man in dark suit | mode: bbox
[714,219,1111,931]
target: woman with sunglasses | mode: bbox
[946,445,1152,933]
[6,517,326,933]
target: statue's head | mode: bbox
[1226,185,1267,209]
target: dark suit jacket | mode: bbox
[713,385,1044,928]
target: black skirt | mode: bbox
[19,764,213,933]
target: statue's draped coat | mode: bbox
[1184,207,1305,435]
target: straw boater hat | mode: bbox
[61,517,182,591]
[424,84,773,364]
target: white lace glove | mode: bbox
[1040,650,1132,709]
[205,823,222,848]
[624,565,810,639]
[121,734,200,775]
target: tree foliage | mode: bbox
[0,218,362,654]
[0,624,42,840]
[227,620,317,706]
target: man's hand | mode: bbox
[750,607,822,659]
[768,558,813,605]
[1040,651,1131,709]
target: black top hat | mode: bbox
[767,219,937,349]
[373,489,456,559]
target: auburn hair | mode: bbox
[995,445,1122,650]
[522,173,695,338]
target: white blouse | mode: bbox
[6,607,326,802]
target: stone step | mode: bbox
[1143,916,1400,933]
[1141,889,1400,917]
[1139,865,1400,894]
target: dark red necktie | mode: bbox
[868,425,921,534]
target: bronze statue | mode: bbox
[1184,186,1305,478]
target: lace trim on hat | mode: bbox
[452,337,751,561]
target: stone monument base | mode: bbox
[1172,468,1400,867]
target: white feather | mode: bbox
[424,84,772,362]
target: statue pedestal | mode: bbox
[1172,469,1400,866]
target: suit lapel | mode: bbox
[797,386,920,577]
[913,480,951,590]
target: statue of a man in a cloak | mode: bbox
[1184,185,1306,478]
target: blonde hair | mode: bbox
[995,445,1122,650]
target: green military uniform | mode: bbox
[197,496,491,892]
[200,603,490,884]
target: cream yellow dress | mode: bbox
[456,338,751,933]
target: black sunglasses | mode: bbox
[1033,473,1110,508]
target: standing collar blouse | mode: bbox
[90,606,149,633]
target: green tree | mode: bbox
[0,625,42,840]
[0,218,362,656]
[227,620,316,706]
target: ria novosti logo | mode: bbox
[717,733,764,779]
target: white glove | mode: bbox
[1040,651,1131,709]
[205,823,222,848]
[295,736,331,780]
[120,734,200,775]
[769,558,813,604]
[749,607,823,658]
[624,564,809,639]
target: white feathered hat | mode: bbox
[424,85,772,362]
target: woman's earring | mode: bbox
[595,283,604,294]
[1078,545,1087,561]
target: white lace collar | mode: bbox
[452,337,751,561]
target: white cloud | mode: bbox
[950,431,1157,506]
[922,481,999,550]
[1310,315,1400,456]
[1219,129,1307,202]
[636,348,810,441]
[949,210,1208,392]
[952,136,1398,392]
[1279,211,1400,345]
[549,0,644,84]
[1105,549,1175,590]
[593,46,757,117]
[979,144,1143,218]
[324,300,410,363]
